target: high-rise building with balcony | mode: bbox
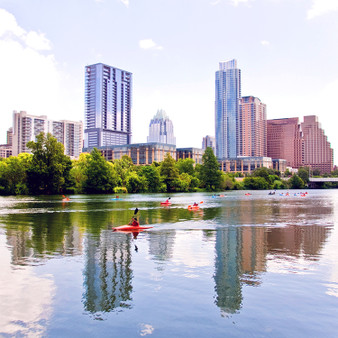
[301,115,333,173]
[239,96,267,157]
[84,63,132,150]
[147,109,176,145]
[215,59,241,160]
[267,117,303,168]
[12,111,83,158]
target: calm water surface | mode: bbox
[0,190,338,337]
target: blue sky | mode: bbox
[0,0,337,163]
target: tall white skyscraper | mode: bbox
[215,59,241,160]
[147,109,176,145]
[84,63,132,149]
[12,111,83,158]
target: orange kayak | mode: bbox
[188,205,200,210]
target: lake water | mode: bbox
[0,190,338,337]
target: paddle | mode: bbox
[129,208,139,225]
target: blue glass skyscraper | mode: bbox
[215,59,241,160]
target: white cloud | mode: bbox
[307,0,338,19]
[25,31,52,51]
[0,8,25,37]
[0,9,72,143]
[139,39,163,51]
[260,40,270,46]
[120,0,129,7]
[139,323,154,336]
[229,0,252,7]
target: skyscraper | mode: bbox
[301,115,333,173]
[147,109,176,145]
[267,118,303,168]
[215,59,241,160]
[239,96,267,157]
[84,63,132,150]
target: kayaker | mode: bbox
[129,216,139,227]
[193,202,198,207]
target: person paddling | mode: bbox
[129,216,139,227]
[128,208,139,227]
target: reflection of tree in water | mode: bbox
[82,232,133,313]
[4,210,80,265]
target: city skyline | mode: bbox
[0,1,337,164]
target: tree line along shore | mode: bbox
[0,133,337,196]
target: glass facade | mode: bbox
[84,63,132,149]
[215,60,241,160]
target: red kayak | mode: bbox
[113,225,153,232]
[161,202,172,206]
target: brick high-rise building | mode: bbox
[301,115,333,173]
[239,96,267,157]
[267,118,303,168]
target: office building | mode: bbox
[147,109,176,145]
[301,115,333,173]
[12,111,83,158]
[267,118,303,168]
[202,135,216,155]
[84,63,132,149]
[215,59,241,160]
[92,143,176,165]
[239,96,267,157]
[176,147,204,165]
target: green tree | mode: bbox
[220,172,235,190]
[243,177,269,190]
[70,153,91,193]
[298,167,309,183]
[139,165,161,192]
[83,148,117,193]
[199,147,222,191]
[288,174,305,189]
[26,133,74,194]
[160,153,179,192]
[113,155,135,187]
[176,158,195,176]
[126,171,146,193]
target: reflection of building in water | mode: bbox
[267,225,331,258]
[148,232,175,270]
[214,228,242,314]
[214,227,267,315]
[83,232,133,313]
[240,227,266,285]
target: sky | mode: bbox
[0,0,338,164]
